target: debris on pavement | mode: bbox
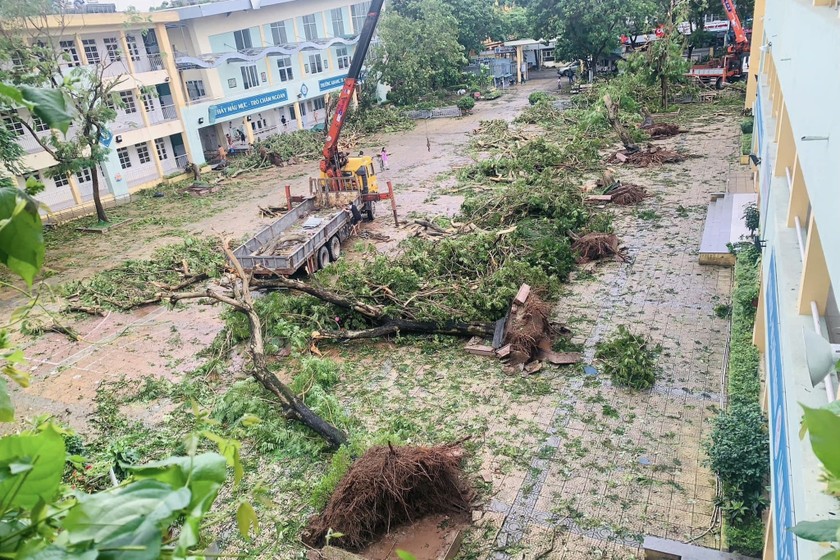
[571,232,629,263]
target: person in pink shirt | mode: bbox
[379,147,390,171]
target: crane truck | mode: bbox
[233,0,396,276]
[688,0,750,89]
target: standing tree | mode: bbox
[531,0,663,80]
[624,0,690,109]
[0,0,130,224]
[370,0,466,105]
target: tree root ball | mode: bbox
[302,443,475,551]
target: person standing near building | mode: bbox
[281,114,288,129]
[217,144,227,165]
[379,147,390,171]
[520,60,528,84]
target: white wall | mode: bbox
[760,0,840,290]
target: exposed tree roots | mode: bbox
[609,144,686,167]
[504,292,552,364]
[571,233,628,263]
[302,443,475,551]
[609,183,649,205]
[645,123,681,138]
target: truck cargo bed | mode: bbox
[233,197,354,275]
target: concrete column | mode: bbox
[119,31,136,75]
[74,34,88,65]
[516,47,523,84]
[744,0,765,109]
[293,101,303,130]
[798,217,831,314]
[256,25,274,87]
[786,155,809,228]
[773,107,794,177]
[136,88,152,128]
[762,510,774,560]
[244,117,255,144]
[67,173,83,205]
[321,11,330,38]
[154,23,198,163]
[753,280,766,352]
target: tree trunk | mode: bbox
[252,276,383,320]
[603,94,638,152]
[244,303,347,448]
[315,318,495,341]
[91,164,109,223]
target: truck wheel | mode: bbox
[317,246,330,269]
[328,236,341,261]
[715,77,724,90]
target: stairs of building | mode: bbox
[698,192,757,266]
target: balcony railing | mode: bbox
[147,104,178,124]
[132,54,165,73]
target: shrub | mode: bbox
[457,96,476,112]
[740,117,754,134]
[741,133,752,156]
[705,402,769,507]
[726,514,765,556]
[528,91,553,105]
[595,325,660,390]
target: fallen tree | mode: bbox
[173,240,347,449]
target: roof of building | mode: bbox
[161,0,297,20]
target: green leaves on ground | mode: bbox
[595,325,660,390]
[62,237,224,311]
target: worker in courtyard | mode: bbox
[217,144,227,165]
[520,60,528,83]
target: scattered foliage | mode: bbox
[457,95,476,112]
[595,325,660,390]
[62,237,224,310]
[528,91,553,105]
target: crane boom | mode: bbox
[721,0,748,46]
[321,0,385,175]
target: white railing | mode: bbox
[794,216,806,260]
[147,104,178,124]
[810,300,837,402]
[132,53,165,73]
[17,132,50,154]
[102,59,131,77]
[112,113,144,132]
[785,166,792,190]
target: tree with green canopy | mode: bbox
[370,0,467,105]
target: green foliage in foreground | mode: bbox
[791,403,840,558]
[595,325,660,390]
[0,421,241,559]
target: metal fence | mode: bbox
[405,106,462,120]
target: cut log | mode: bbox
[586,195,614,203]
[537,350,582,365]
[464,344,497,357]
[615,152,628,163]
[495,344,512,359]
[524,361,542,374]
[513,284,531,305]
[314,319,495,341]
